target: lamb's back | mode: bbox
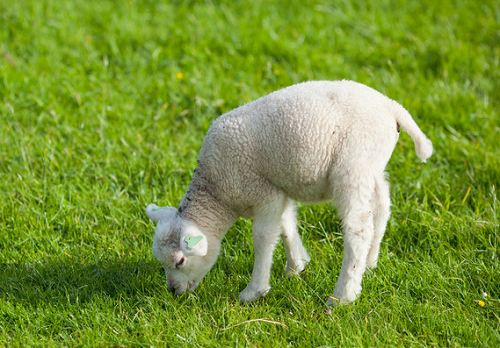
[198,81,398,210]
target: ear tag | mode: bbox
[152,207,170,212]
[185,235,204,249]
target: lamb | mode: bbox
[146,80,433,305]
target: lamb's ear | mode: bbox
[180,222,208,257]
[146,204,177,223]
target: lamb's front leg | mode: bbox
[239,205,283,303]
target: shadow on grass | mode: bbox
[0,258,167,306]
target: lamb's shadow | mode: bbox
[0,258,167,306]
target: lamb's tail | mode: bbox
[391,100,433,163]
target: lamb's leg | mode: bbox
[328,183,375,306]
[366,175,391,269]
[239,197,285,303]
[280,200,310,275]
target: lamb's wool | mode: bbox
[146,80,432,305]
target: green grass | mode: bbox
[1,0,499,346]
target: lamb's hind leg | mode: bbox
[239,194,285,303]
[280,199,310,276]
[366,175,391,269]
[328,180,375,306]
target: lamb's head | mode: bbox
[146,203,218,295]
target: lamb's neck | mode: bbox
[178,172,237,239]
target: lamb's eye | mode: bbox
[162,239,176,247]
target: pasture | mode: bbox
[1,0,499,346]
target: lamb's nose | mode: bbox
[175,256,186,269]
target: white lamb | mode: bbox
[146,80,433,305]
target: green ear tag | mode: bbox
[185,235,203,249]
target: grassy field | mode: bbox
[1,0,499,346]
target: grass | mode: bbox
[1,0,499,346]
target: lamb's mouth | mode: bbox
[166,278,198,295]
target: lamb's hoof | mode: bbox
[327,287,359,307]
[367,262,378,269]
[366,258,378,269]
[285,263,306,277]
[366,250,380,269]
[239,286,270,303]
[285,256,311,276]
